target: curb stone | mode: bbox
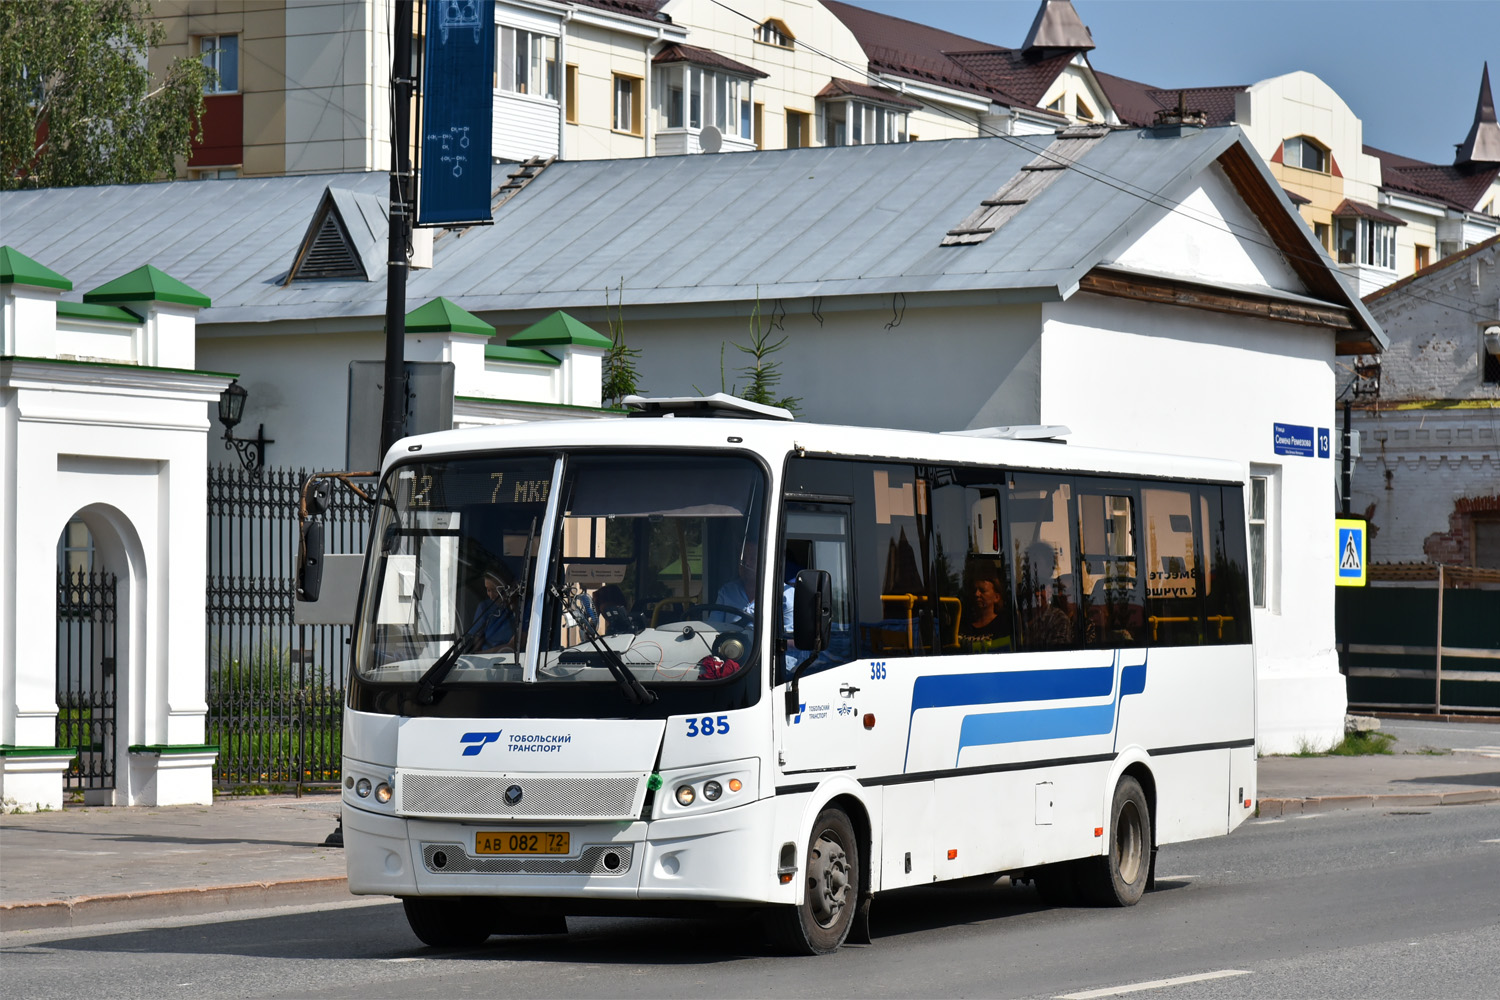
[0,876,352,933]
[1256,788,1500,818]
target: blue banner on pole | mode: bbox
[417,0,495,227]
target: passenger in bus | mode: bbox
[960,564,1012,650]
[1019,542,1074,650]
[592,583,630,634]
[469,570,517,653]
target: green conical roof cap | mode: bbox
[508,310,611,349]
[83,265,210,308]
[0,246,72,291]
[405,296,495,336]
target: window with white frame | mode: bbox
[656,64,754,141]
[200,35,239,94]
[1282,135,1328,173]
[613,74,642,134]
[823,99,907,147]
[498,26,559,101]
[756,19,793,47]
[1336,217,1396,270]
[1248,469,1277,610]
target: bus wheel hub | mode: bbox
[808,833,849,926]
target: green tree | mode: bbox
[0,0,210,190]
[730,294,800,413]
[602,279,643,406]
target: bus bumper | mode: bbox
[343,796,782,904]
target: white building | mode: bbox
[23,125,1372,753]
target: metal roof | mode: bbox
[0,126,1379,342]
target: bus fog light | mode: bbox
[727,778,742,793]
[344,776,354,789]
[375,782,392,803]
[703,780,722,801]
[675,784,696,806]
[355,778,372,798]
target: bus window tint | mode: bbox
[856,465,933,657]
[1142,487,1204,644]
[1203,486,1253,644]
[1076,487,1143,647]
[1009,474,1079,651]
[782,506,854,674]
[928,470,1013,654]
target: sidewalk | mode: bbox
[3,743,1497,934]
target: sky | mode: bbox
[842,1,1499,165]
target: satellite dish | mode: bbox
[698,125,723,154]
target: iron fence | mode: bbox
[57,570,118,792]
[207,465,371,789]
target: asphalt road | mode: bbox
[4,803,1497,1000]
[1379,718,1500,756]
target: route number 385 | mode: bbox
[685,715,730,737]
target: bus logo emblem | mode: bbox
[460,730,502,756]
[504,785,523,806]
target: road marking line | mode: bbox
[1153,875,1199,881]
[1482,839,1500,844]
[379,957,426,963]
[1056,969,1251,999]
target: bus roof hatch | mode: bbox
[623,394,795,421]
[942,425,1071,442]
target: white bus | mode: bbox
[329,395,1256,954]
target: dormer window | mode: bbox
[1283,136,1329,173]
[756,19,793,48]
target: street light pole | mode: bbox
[380,0,416,460]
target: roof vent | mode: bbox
[285,187,384,284]
[942,424,1071,442]
[622,393,794,421]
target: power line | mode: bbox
[705,0,1500,327]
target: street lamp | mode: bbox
[217,380,274,472]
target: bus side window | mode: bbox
[928,470,1013,654]
[781,506,854,676]
[1202,485,1252,645]
[1076,488,1143,647]
[1009,474,1080,651]
[1142,487,1205,645]
[853,464,934,658]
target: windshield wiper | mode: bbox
[413,588,517,705]
[550,584,656,706]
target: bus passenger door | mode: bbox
[776,505,860,776]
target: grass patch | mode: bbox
[1283,730,1396,756]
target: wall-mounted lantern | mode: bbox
[218,380,274,472]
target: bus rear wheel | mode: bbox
[402,896,495,948]
[1082,775,1151,907]
[767,807,860,955]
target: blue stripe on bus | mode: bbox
[902,653,1151,770]
[958,702,1118,747]
[910,665,1115,711]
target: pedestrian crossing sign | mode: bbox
[1335,518,1367,587]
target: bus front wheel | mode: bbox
[767,807,860,955]
[402,896,494,948]
[1083,775,1151,907]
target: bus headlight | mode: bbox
[355,778,372,798]
[675,784,696,806]
[702,780,722,801]
[657,761,758,817]
[375,782,393,804]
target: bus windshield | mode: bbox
[353,451,767,716]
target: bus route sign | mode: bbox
[1335,518,1367,587]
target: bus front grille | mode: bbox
[421,842,634,876]
[396,771,643,820]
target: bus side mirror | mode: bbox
[297,518,325,602]
[793,569,832,655]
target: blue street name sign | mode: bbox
[417,0,496,228]
[1273,422,1331,458]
